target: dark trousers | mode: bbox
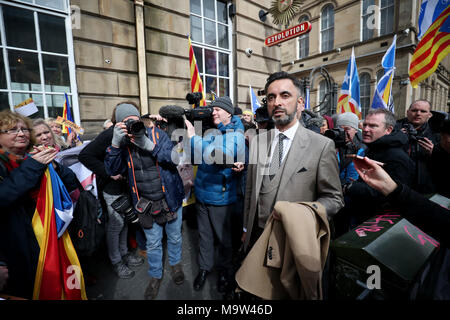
[196,202,234,277]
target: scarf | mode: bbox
[0,148,27,172]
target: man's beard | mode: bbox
[272,108,297,127]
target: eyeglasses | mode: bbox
[0,127,31,135]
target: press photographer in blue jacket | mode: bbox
[185,96,247,294]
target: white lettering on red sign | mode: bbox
[265,22,311,47]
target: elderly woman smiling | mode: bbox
[0,110,79,299]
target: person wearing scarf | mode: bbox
[0,110,81,299]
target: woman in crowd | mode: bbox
[0,110,78,299]
[46,117,76,149]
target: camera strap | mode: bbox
[151,127,166,194]
[127,146,141,201]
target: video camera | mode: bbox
[184,92,214,134]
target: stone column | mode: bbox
[135,0,148,115]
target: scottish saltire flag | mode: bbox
[336,48,361,119]
[371,69,395,111]
[249,86,261,113]
[32,164,86,300]
[305,87,310,109]
[409,2,450,88]
[188,35,207,107]
[417,0,449,40]
[372,35,397,112]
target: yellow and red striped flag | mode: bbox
[32,165,86,300]
[409,4,450,88]
[188,36,207,107]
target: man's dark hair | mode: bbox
[264,71,302,96]
[367,108,396,129]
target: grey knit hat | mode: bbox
[210,96,234,115]
[115,103,140,123]
[336,112,359,130]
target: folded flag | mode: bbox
[31,164,86,300]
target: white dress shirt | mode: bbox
[268,120,299,165]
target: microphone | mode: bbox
[159,105,185,119]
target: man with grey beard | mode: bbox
[242,71,344,252]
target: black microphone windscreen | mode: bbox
[159,105,185,119]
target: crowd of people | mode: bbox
[0,71,449,300]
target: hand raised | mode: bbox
[31,147,58,164]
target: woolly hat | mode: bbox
[115,103,140,123]
[336,112,359,130]
[243,110,254,116]
[210,96,234,115]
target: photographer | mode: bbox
[79,102,144,280]
[395,100,440,194]
[104,103,185,300]
[327,112,365,187]
[335,109,414,235]
[185,96,247,295]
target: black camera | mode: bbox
[125,119,145,135]
[402,122,422,141]
[111,195,139,224]
[184,92,214,134]
[324,127,347,148]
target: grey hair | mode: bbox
[366,108,396,129]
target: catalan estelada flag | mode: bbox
[188,35,207,107]
[31,164,86,300]
[62,93,74,135]
[336,48,361,119]
[409,2,450,88]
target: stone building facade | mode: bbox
[71,0,282,136]
[0,0,448,137]
[280,0,450,119]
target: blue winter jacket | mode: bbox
[104,126,184,213]
[337,147,365,185]
[189,115,247,205]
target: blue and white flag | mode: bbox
[336,47,361,118]
[371,35,396,112]
[418,0,449,40]
[49,164,74,238]
[249,86,262,113]
[305,87,310,109]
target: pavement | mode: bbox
[84,207,224,300]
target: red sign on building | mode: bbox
[265,22,312,47]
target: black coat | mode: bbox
[0,158,78,299]
[395,118,440,194]
[387,183,450,248]
[78,126,126,196]
[430,144,450,198]
[345,130,414,217]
